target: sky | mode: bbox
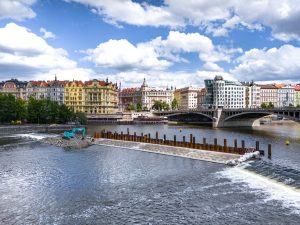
[0,0,300,88]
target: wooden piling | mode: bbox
[256,141,259,152]
[174,135,177,146]
[192,137,196,148]
[156,132,158,144]
[224,139,227,152]
[241,140,245,150]
[268,144,272,159]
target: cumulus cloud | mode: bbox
[40,27,56,39]
[66,0,183,28]
[84,39,171,71]
[0,23,92,81]
[84,31,236,72]
[231,45,300,81]
[66,0,300,42]
[106,70,234,88]
[0,0,36,20]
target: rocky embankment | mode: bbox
[42,136,93,149]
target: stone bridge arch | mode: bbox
[222,110,300,127]
[165,112,213,125]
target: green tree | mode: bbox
[152,100,170,111]
[171,98,178,110]
[268,102,274,108]
[0,94,27,123]
[73,112,87,125]
[127,104,135,111]
[136,102,142,112]
[152,100,163,110]
[261,102,268,108]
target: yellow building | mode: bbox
[84,80,118,115]
[64,79,118,115]
[64,81,85,113]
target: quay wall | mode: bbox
[0,124,82,136]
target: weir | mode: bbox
[93,129,272,162]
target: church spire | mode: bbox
[142,77,148,87]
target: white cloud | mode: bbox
[66,0,183,28]
[0,0,36,20]
[40,27,56,39]
[109,70,235,88]
[231,45,300,81]
[84,39,171,71]
[84,31,235,72]
[202,62,224,72]
[0,23,92,81]
[66,0,300,41]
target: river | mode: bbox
[0,123,300,224]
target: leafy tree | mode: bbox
[73,112,87,125]
[0,94,26,123]
[136,102,142,112]
[171,98,178,110]
[142,106,148,111]
[261,102,268,108]
[297,104,300,108]
[127,104,135,111]
[152,100,170,111]
[288,103,294,107]
[268,102,274,108]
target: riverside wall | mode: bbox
[0,124,82,136]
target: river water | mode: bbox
[0,123,300,224]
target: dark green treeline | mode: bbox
[0,94,86,124]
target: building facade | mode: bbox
[294,85,300,107]
[64,79,118,115]
[0,79,27,99]
[119,78,173,111]
[204,76,245,109]
[84,80,118,115]
[277,85,295,107]
[26,81,49,100]
[242,82,261,108]
[259,84,278,107]
[64,81,85,113]
[174,86,202,109]
[47,76,65,104]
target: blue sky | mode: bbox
[0,0,300,87]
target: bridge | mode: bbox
[153,108,300,128]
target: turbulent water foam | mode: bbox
[219,166,300,214]
[15,133,59,140]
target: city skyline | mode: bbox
[0,0,300,88]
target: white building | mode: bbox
[174,86,203,110]
[119,78,173,111]
[204,76,246,109]
[140,79,173,109]
[278,85,295,107]
[242,82,261,108]
[47,76,65,104]
[26,81,49,100]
